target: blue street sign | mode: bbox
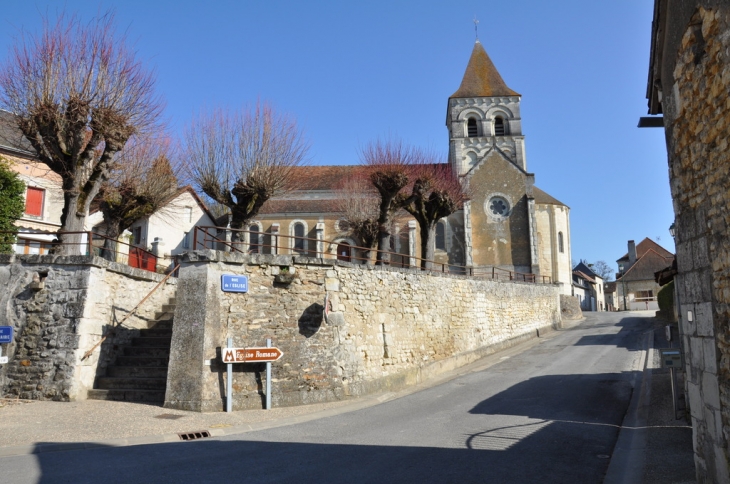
[0,326,13,344]
[221,274,248,293]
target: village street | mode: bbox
[0,312,681,483]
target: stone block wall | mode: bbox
[0,254,177,401]
[165,251,561,412]
[655,4,730,481]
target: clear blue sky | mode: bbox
[0,1,673,274]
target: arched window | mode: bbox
[467,117,478,137]
[249,224,260,254]
[435,221,446,250]
[494,117,506,136]
[558,232,564,253]
[293,222,305,252]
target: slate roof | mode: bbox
[450,41,520,99]
[616,237,673,263]
[574,261,600,280]
[533,186,568,207]
[0,110,34,155]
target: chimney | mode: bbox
[628,240,637,265]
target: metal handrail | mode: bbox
[192,226,551,284]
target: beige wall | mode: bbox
[535,203,572,294]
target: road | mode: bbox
[3,312,652,484]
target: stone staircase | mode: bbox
[87,298,176,404]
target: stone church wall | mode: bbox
[0,255,177,401]
[652,4,730,481]
[165,251,561,412]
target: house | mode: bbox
[122,186,216,272]
[0,110,67,254]
[615,238,674,311]
[572,261,605,311]
[603,281,617,312]
[252,40,574,293]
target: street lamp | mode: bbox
[669,222,676,238]
[619,263,627,311]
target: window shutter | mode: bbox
[25,187,44,216]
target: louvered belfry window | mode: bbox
[494,117,506,136]
[25,187,44,217]
[467,118,478,137]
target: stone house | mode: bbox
[644,2,730,480]
[255,41,574,293]
[615,238,674,311]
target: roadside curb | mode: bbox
[603,327,654,483]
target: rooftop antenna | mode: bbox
[473,15,480,41]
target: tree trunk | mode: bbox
[56,192,87,256]
[100,223,122,262]
[229,210,247,250]
[420,222,436,271]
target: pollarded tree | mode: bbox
[0,13,162,254]
[96,134,178,259]
[182,102,308,243]
[0,157,26,253]
[335,172,381,262]
[403,160,467,270]
[360,139,416,264]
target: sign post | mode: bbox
[221,342,284,412]
[266,338,272,410]
[226,337,233,413]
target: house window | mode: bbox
[249,224,260,254]
[435,221,446,250]
[184,206,193,223]
[636,290,654,300]
[182,232,190,249]
[337,242,351,262]
[25,187,44,217]
[293,222,305,252]
[558,232,564,253]
[488,197,510,217]
[467,117,478,137]
[494,117,507,136]
[133,227,142,246]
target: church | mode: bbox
[252,41,573,295]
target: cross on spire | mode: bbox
[473,16,479,40]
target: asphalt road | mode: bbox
[3,312,652,484]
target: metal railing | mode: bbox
[192,226,552,284]
[3,230,162,275]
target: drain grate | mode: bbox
[178,430,211,441]
[155,414,185,420]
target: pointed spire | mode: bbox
[450,41,520,99]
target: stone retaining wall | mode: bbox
[0,255,177,401]
[165,251,561,412]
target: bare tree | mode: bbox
[96,134,178,260]
[181,102,308,244]
[334,172,380,261]
[0,12,162,254]
[360,139,416,264]
[403,159,467,270]
[588,260,614,281]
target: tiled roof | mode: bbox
[260,198,341,215]
[617,237,673,263]
[450,41,520,99]
[286,165,366,191]
[604,281,617,293]
[533,186,568,207]
[619,249,675,282]
[573,270,596,284]
[0,110,35,155]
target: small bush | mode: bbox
[657,280,675,314]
